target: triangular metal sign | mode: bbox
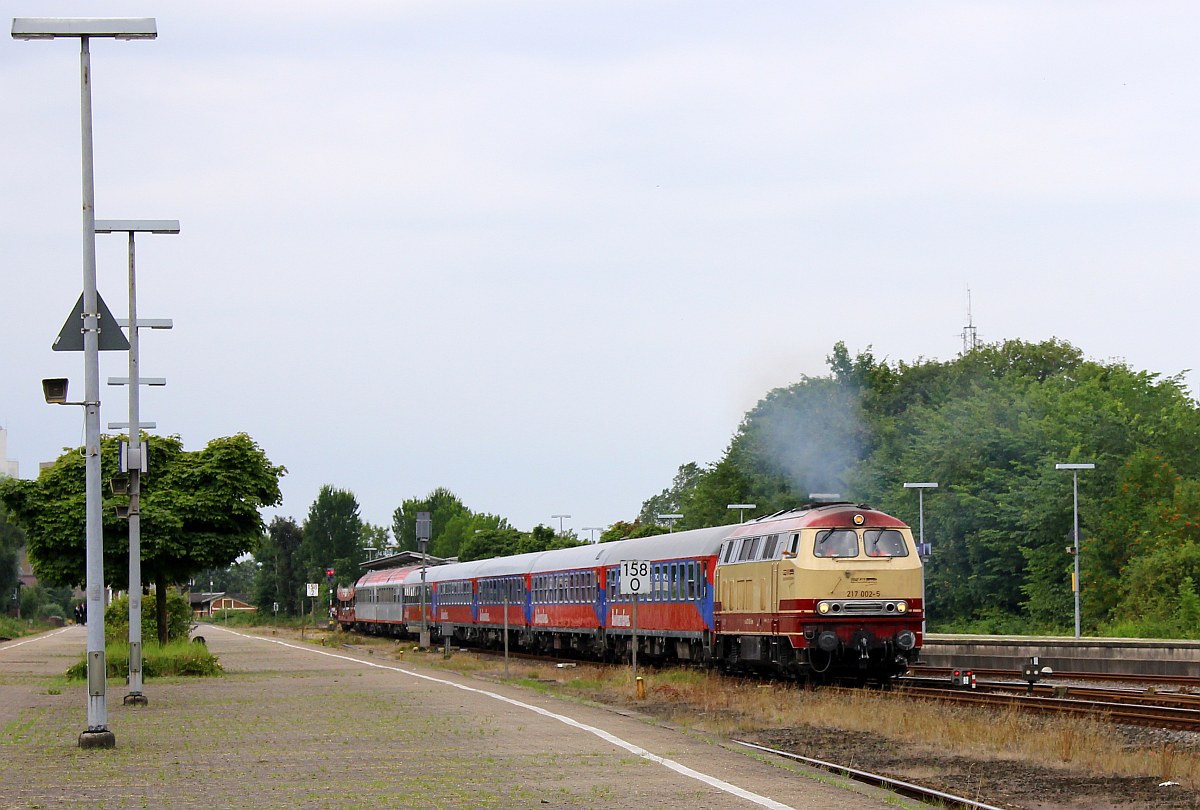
[52,292,130,352]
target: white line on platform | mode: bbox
[0,626,72,651]
[217,627,796,810]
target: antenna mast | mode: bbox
[961,288,980,354]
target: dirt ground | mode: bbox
[742,725,1200,810]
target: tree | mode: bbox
[0,433,284,643]
[300,486,364,586]
[391,487,470,557]
[637,462,704,527]
[255,516,303,615]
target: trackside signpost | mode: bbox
[620,560,648,681]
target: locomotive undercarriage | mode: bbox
[717,630,915,682]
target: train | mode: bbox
[336,502,923,680]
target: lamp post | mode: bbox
[657,513,683,532]
[582,526,604,543]
[551,514,571,535]
[97,218,177,708]
[903,482,938,636]
[13,16,157,750]
[1055,463,1095,639]
[727,503,756,523]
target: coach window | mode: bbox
[814,529,859,558]
[721,541,735,564]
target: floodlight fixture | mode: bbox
[657,513,684,533]
[42,377,70,404]
[727,504,756,522]
[12,18,156,40]
[94,219,178,234]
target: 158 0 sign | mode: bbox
[619,560,649,595]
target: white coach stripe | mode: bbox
[219,627,795,810]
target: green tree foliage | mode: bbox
[391,487,470,557]
[599,520,668,542]
[457,522,585,561]
[638,463,704,527]
[255,516,304,615]
[0,433,284,642]
[300,485,364,585]
[0,500,24,614]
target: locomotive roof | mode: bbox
[726,502,908,538]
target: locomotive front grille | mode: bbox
[842,600,886,614]
[817,599,909,617]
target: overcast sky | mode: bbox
[2,2,1197,541]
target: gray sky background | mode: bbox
[2,2,1197,541]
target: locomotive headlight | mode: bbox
[895,601,908,614]
[817,601,831,615]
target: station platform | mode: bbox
[921,633,1200,678]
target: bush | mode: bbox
[66,639,222,680]
[105,590,194,644]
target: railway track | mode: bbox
[899,679,1200,731]
[732,740,1006,810]
[909,663,1200,689]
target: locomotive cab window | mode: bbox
[865,529,909,557]
[762,534,780,560]
[814,529,859,558]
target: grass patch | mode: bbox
[65,639,222,680]
[0,615,62,640]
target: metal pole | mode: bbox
[918,488,926,637]
[79,35,112,745]
[503,588,509,679]
[125,231,146,705]
[419,544,428,648]
[632,592,638,681]
[1073,470,1081,639]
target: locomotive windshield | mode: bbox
[864,529,908,558]
[814,529,859,558]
